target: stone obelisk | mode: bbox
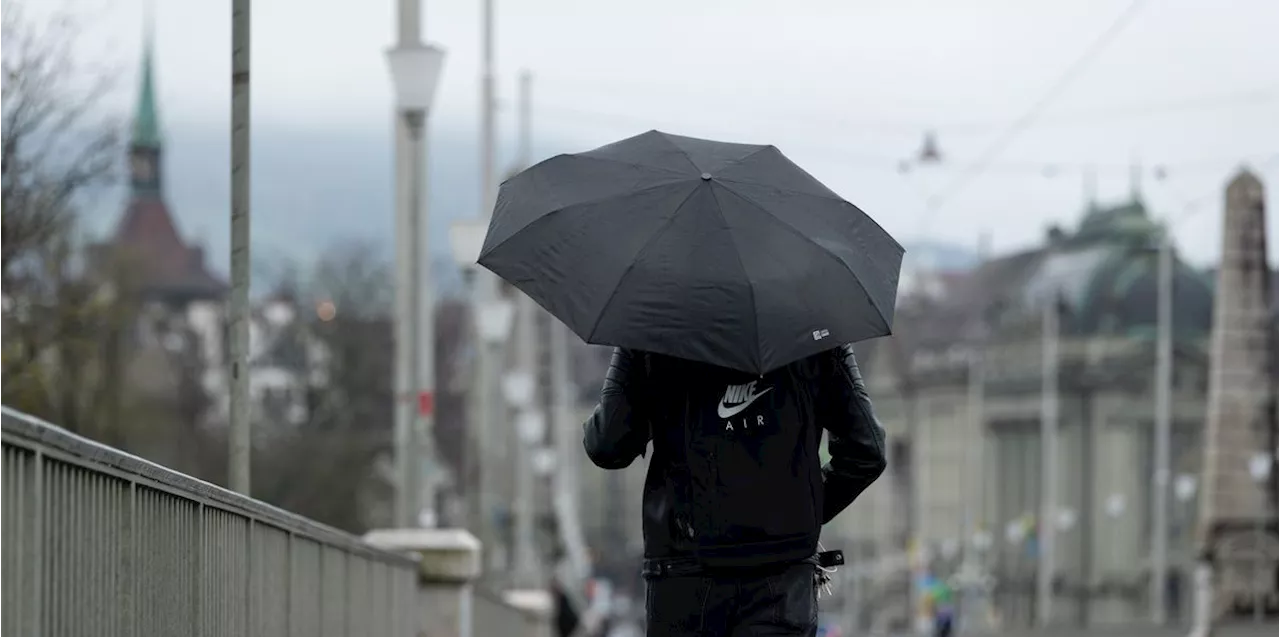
[1187,168,1280,637]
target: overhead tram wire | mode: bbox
[911,0,1150,237]
[516,86,1277,138]
[502,97,1276,178]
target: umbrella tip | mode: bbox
[701,173,712,181]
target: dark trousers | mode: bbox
[933,614,954,637]
[644,561,818,637]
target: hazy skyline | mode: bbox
[42,0,1280,271]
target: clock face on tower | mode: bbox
[131,155,154,182]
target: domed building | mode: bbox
[828,191,1275,632]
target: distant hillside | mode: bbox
[87,122,985,299]
[85,123,545,298]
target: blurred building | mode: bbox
[537,178,1277,633]
[839,185,1277,631]
[90,36,328,436]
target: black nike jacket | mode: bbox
[582,344,887,568]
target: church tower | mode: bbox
[128,35,164,198]
[105,26,224,303]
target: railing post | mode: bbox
[364,528,481,637]
[32,449,44,637]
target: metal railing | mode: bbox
[1,407,421,637]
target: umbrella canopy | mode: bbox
[478,130,904,374]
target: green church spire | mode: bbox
[131,14,162,149]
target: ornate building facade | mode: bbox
[831,182,1275,632]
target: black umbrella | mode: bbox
[478,130,904,375]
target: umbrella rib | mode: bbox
[657,133,704,174]
[723,183,903,255]
[716,184,893,336]
[584,185,705,343]
[708,185,761,374]
[577,153,693,179]
[714,176,847,206]
[479,179,692,261]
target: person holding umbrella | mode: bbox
[478,131,903,637]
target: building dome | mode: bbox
[1015,200,1214,337]
[936,199,1213,340]
[1077,246,1213,336]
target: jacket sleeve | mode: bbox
[582,347,651,470]
[817,344,888,523]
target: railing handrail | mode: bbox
[1,406,417,569]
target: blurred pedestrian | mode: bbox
[923,575,956,637]
[552,577,581,637]
[582,345,887,637]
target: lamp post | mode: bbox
[1173,473,1198,624]
[1104,493,1126,587]
[1151,227,1174,626]
[1247,453,1274,622]
[385,20,446,528]
[504,319,543,588]
[228,0,252,496]
[1037,294,1062,628]
[450,218,512,570]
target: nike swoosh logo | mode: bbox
[717,387,773,419]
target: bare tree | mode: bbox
[2,3,119,285]
[248,240,474,533]
[1,3,131,438]
[249,241,399,531]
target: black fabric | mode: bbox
[583,345,886,569]
[644,562,819,637]
[478,130,904,375]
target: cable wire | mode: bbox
[515,86,1277,136]
[913,0,1150,236]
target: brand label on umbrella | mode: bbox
[812,328,831,341]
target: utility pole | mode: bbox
[1150,228,1173,625]
[550,306,591,581]
[469,0,504,571]
[509,69,542,589]
[517,70,531,169]
[1036,293,1061,628]
[389,0,416,529]
[388,0,446,529]
[961,232,990,630]
[228,0,252,495]
[480,0,497,210]
[511,298,542,587]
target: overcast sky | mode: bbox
[46,0,1280,268]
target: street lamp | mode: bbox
[1174,474,1198,503]
[449,220,488,267]
[1174,474,1198,542]
[386,45,446,116]
[972,530,993,553]
[1104,494,1127,520]
[477,300,515,344]
[1248,453,1273,483]
[515,410,547,446]
[1101,493,1126,595]
[1055,508,1078,533]
[385,38,447,529]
